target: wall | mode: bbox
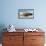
[0,0,46,30]
[0,0,46,44]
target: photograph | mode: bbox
[18,9,34,19]
[0,0,45,46]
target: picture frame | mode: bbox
[18,9,34,19]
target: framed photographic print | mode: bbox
[18,9,34,19]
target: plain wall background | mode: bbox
[0,0,46,31]
[0,0,46,44]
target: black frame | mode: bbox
[18,9,34,19]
